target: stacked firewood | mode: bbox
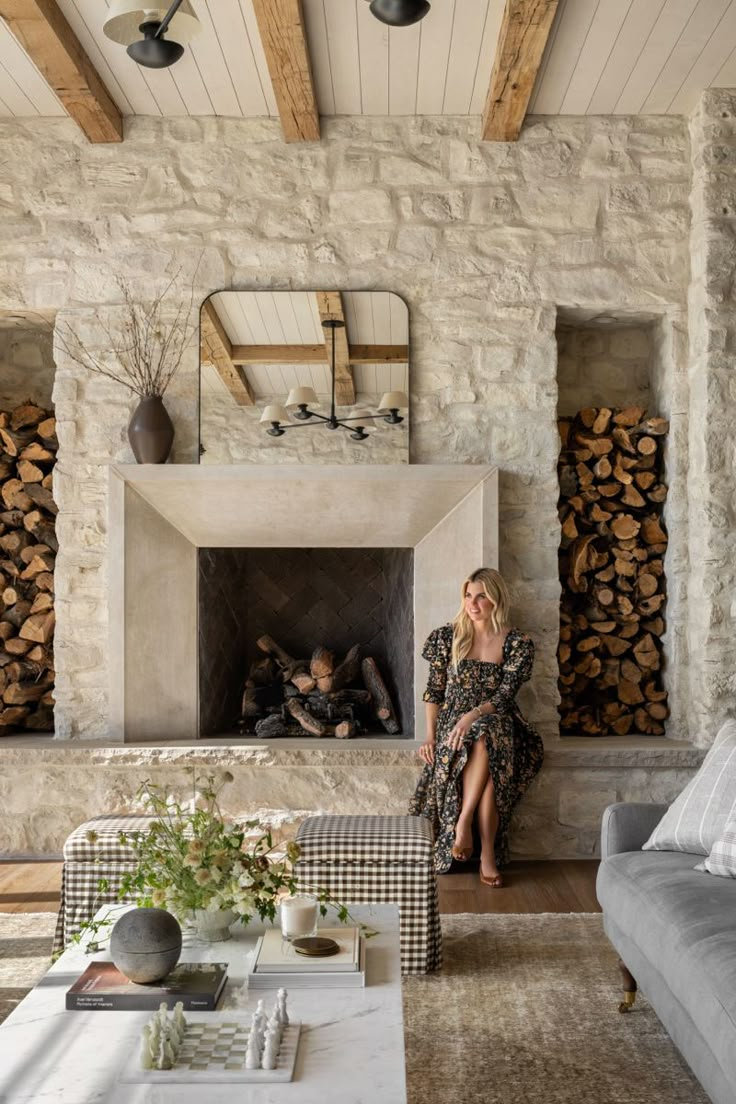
[0,403,57,734]
[241,634,399,738]
[557,405,669,737]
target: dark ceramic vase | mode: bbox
[128,394,175,464]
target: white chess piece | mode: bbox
[262,1028,279,1070]
[276,988,289,1026]
[245,1035,261,1070]
[266,1013,283,1044]
[174,1001,186,1034]
[140,1024,154,1070]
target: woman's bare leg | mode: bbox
[477,776,500,878]
[453,739,490,856]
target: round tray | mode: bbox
[291,936,340,957]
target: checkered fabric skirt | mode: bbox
[294,815,442,975]
[53,815,157,955]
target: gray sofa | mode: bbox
[596,802,736,1104]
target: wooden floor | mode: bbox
[0,860,601,916]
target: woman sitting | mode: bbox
[409,567,544,886]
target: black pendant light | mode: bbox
[369,0,431,28]
[103,1,201,70]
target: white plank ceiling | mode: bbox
[203,291,409,404]
[2,0,736,120]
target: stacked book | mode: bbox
[66,962,228,1011]
[248,927,365,989]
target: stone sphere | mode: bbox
[110,907,182,984]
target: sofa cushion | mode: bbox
[643,719,736,855]
[597,850,736,1090]
[698,818,736,878]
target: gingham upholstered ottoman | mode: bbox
[294,814,442,975]
[53,815,156,955]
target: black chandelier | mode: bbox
[260,320,408,442]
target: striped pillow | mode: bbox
[698,819,736,878]
[643,719,736,856]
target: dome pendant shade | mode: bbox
[103,1,200,45]
[127,23,184,68]
[369,0,430,27]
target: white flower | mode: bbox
[238,872,255,889]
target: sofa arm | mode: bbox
[600,802,669,859]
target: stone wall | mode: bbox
[0,323,55,409]
[0,111,692,742]
[556,324,652,416]
[0,739,703,859]
[687,90,736,743]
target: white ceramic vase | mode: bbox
[190,908,237,942]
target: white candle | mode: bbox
[280,894,318,940]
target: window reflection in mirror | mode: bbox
[199,291,409,464]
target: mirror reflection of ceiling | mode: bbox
[200,290,408,408]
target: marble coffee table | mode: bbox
[0,904,406,1104]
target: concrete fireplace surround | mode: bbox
[108,463,498,743]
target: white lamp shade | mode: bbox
[285,386,319,408]
[103,1,201,45]
[349,409,374,423]
[377,390,409,413]
[260,404,290,424]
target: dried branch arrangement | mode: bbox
[56,268,200,398]
[557,405,669,737]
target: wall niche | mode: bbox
[555,312,669,737]
[0,312,57,735]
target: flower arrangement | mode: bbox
[116,774,305,925]
[76,772,367,951]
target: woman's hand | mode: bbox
[418,736,436,765]
[447,711,478,751]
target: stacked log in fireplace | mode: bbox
[557,405,669,737]
[0,403,57,734]
[240,634,399,738]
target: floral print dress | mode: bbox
[409,624,544,874]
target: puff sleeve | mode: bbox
[421,625,452,705]
[489,633,534,715]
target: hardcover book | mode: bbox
[254,927,360,973]
[66,961,228,1011]
[248,931,366,989]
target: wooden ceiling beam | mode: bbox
[315,292,355,407]
[0,0,122,143]
[348,344,409,365]
[481,0,559,142]
[201,301,255,407]
[230,343,409,365]
[251,0,319,143]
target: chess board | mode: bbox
[119,1015,302,1084]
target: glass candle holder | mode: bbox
[280,893,319,941]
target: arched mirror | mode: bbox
[199,290,409,464]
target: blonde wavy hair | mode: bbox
[451,567,511,669]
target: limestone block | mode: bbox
[558,789,618,829]
[327,189,393,224]
[412,190,467,222]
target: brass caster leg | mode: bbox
[617,958,637,1014]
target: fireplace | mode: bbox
[198,548,414,738]
[108,464,498,743]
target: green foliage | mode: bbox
[71,771,377,948]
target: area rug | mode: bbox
[0,912,57,1024]
[403,913,708,1104]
